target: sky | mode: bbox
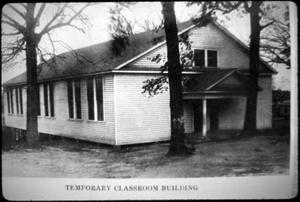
[1,2,291,90]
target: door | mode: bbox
[209,100,219,131]
[193,101,203,132]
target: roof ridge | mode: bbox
[42,19,193,64]
[3,18,277,87]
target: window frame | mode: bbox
[207,49,218,67]
[43,83,55,118]
[67,79,82,120]
[193,48,218,68]
[193,49,205,67]
[43,83,49,117]
[10,88,14,114]
[37,85,41,116]
[14,87,23,115]
[15,87,19,114]
[7,89,11,114]
[87,76,104,122]
[49,83,55,117]
[18,87,23,115]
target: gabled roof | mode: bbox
[3,18,276,87]
[3,20,194,87]
[119,19,277,74]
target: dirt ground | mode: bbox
[2,122,290,178]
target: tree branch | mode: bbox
[2,12,25,32]
[218,1,242,14]
[40,3,90,35]
[8,4,26,20]
[1,38,26,64]
[34,3,46,23]
[19,3,27,10]
[38,3,69,35]
[243,1,251,12]
[46,32,56,55]
[260,20,275,30]
[1,31,22,36]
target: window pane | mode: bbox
[49,83,54,117]
[194,49,205,67]
[67,81,74,119]
[19,87,23,114]
[16,88,19,114]
[75,79,81,119]
[207,50,218,67]
[96,76,103,121]
[87,79,94,120]
[7,90,10,114]
[10,89,14,114]
[37,85,41,116]
[44,84,49,116]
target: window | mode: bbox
[194,49,205,67]
[15,88,19,114]
[10,89,14,114]
[43,83,55,117]
[207,50,218,67]
[49,83,54,117]
[87,79,94,120]
[15,87,23,115]
[6,88,15,114]
[7,90,11,114]
[67,79,82,119]
[37,85,41,116]
[96,77,103,121]
[19,87,23,114]
[194,49,218,67]
[75,80,81,119]
[67,82,74,119]
[87,76,104,121]
[43,84,49,116]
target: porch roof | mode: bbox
[183,68,249,99]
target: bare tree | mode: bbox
[260,18,290,68]
[240,1,282,134]
[241,1,264,133]
[1,3,92,147]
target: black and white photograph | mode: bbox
[1,1,297,200]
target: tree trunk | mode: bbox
[25,3,39,147]
[161,2,190,154]
[243,2,262,134]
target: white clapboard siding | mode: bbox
[218,97,247,130]
[218,77,272,130]
[4,75,116,145]
[188,23,250,70]
[114,74,171,145]
[257,77,272,129]
[131,45,167,68]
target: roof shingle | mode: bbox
[3,21,194,86]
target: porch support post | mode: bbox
[202,99,207,137]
